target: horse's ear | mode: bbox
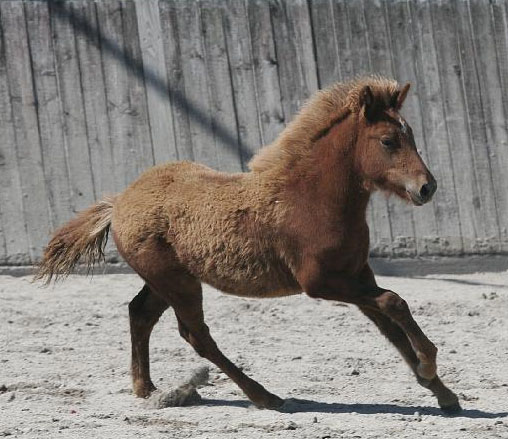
[360,86,376,120]
[393,83,410,110]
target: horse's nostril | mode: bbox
[420,184,430,199]
[420,181,436,200]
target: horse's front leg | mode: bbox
[359,306,460,412]
[298,262,460,413]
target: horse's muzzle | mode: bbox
[406,178,437,206]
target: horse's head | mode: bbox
[355,83,436,206]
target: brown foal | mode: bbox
[36,76,461,413]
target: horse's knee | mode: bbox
[129,286,167,330]
[377,291,409,318]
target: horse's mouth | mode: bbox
[407,190,425,206]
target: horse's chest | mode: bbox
[313,222,370,275]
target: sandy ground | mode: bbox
[1,270,507,438]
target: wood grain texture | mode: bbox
[1,0,508,263]
[1,1,51,262]
[95,0,132,192]
[24,1,72,228]
[0,4,30,264]
[247,0,285,146]
[135,0,178,164]
[430,0,481,254]
[270,0,318,123]
[221,0,260,168]
[202,0,243,171]
[469,0,508,252]
[309,0,342,87]
[330,0,355,80]
[454,0,501,252]
[173,0,219,168]
[72,0,115,200]
[410,0,463,254]
[121,0,155,178]
[159,0,193,162]
[491,0,508,251]
[50,0,96,213]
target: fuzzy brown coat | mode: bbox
[36,76,460,413]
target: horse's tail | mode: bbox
[35,196,117,284]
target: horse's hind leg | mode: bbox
[159,273,284,409]
[129,284,169,398]
[359,307,460,413]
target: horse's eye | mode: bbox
[380,138,397,150]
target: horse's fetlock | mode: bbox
[416,361,437,381]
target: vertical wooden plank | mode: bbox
[96,0,130,192]
[96,0,138,190]
[0,212,6,264]
[330,0,355,80]
[50,0,96,213]
[361,0,395,256]
[454,0,501,252]
[469,0,508,252]
[25,1,72,228]
[159,0,193,162]
[309,0,342,87]
[247,0,285,146]
[202,0,243,171]
[72,0,115,199]
[135,0,178,164]
[270,0,318,122]
[222,0,260,168]
[430,0,481,254]
[385,0,437,256]
[410,0,463,254]
[491,0,508,251]
[346,0,370,75]
[1,1,52,262]
[0,4,30,264]
[121,0,155,176]
[173,0,218,169]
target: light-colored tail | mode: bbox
[35,196,116,284]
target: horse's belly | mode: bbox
[172,238,301,298]
[201,271,302,298]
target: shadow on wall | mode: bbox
[50,0,243,155]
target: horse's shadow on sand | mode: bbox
[201,398,507,419]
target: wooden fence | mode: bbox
[1,0,507,264]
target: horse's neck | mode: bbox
[316,159,370,224]
[292,114,370,223]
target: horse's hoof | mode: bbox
[133,381,157,399]
[440,401,462,415]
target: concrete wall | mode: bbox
[1,0,507,264]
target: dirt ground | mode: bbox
[1,269,507,438]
